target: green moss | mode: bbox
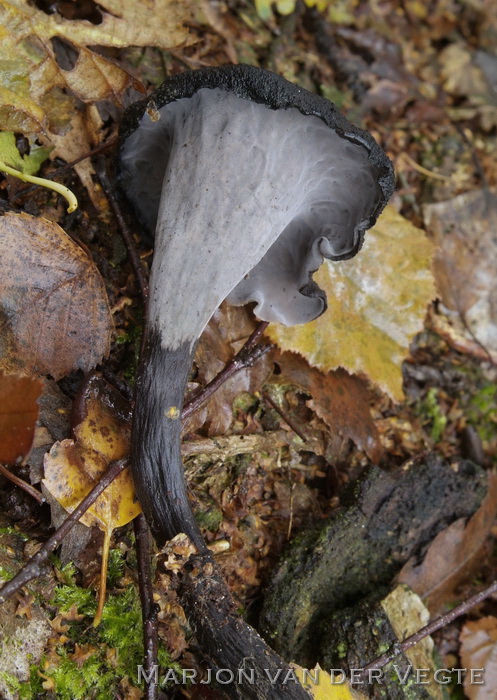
[107,548,125,587]
[0,526,29,541]
[468,383,497,442]
[0,564,15,581]
[0,670,21,693]
[57,560,78,586]
[195,506,223,532]
[232,391,259,413]
[20,581,182,699]
[419,388,447,442]
[53,584,96,616]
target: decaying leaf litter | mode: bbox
[0,0,497,698]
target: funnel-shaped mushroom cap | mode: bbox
[119,66,394,340]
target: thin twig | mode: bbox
[94,156,149,304]
[360,579,497,676]
[182,321,271,420]
[134,515,159,700]
[262,391,307,442]
[0,464,45,504]
[0,458,127,604]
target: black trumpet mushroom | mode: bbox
[118,65,395,550]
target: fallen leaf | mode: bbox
[267,205,436,400]
[191,303,274,436]
[0,0,195,135]
[0,0,196,199]
[440,44,489,100]
[460,617,497,699]
[0,131,51,176]
[423,189,497,361]
[398,471,497,613]
[439,44,497,130]
[381,586,443,700]
[43,376,139,625]
[0,211,113,379]
[292,664,367,700]
[274,352,383,462]
[0,371,43,464]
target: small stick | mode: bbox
[94,156,149,304]
[182,321,270,420]
[0,464,45,504]
[134,514,159,700]
[262,391,307,442]
[360,579,497,676]
[397,152,452,182]
[0,458,127,604]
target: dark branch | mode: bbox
[0,458,127,604]
[134,514,160,700]
[360,579,497,676]
[182,321,270,420]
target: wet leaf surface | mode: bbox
[0,211,113,379]
[398,471,497,614]
[0,371,43,464]
[274,351,383,462]
[43,376,139,624]
[424,189,497,361]
[191,304,274,436]
[460,617,497,699]
[267,206,436,401]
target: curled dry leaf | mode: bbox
[274,351,383,462]
[460,617,497,699]
[191,303,274,436]
[423,189,497,362]
[0,211,113,379]
[267,205,436,401]
[0,0,196,135]
[43,377,140,625]
[0,0,196,199]
[0,371,43,464]
[398,471,497,614]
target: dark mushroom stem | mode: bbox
[132,330,205,549]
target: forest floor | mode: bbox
[0,1,496,699]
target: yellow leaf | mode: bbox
[267,206,436,400]
[292,664,368,699]
[0,0,195,130]
[0,0,196,197]
[43,377,139,624]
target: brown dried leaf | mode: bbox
[192,303,274,436]
[274,352,383,462]
[0,0,196,199]
[0,211,113,379]
[267,206,436,401]
[423,189,497,360]
[0,0,195,135]
[398,471,497,613]
[460,617,497,699]
[0,371,43,464]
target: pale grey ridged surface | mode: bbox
[119,88,383,343]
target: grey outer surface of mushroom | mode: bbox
[118,64,395,547]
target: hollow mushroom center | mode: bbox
[119,87,383,340]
